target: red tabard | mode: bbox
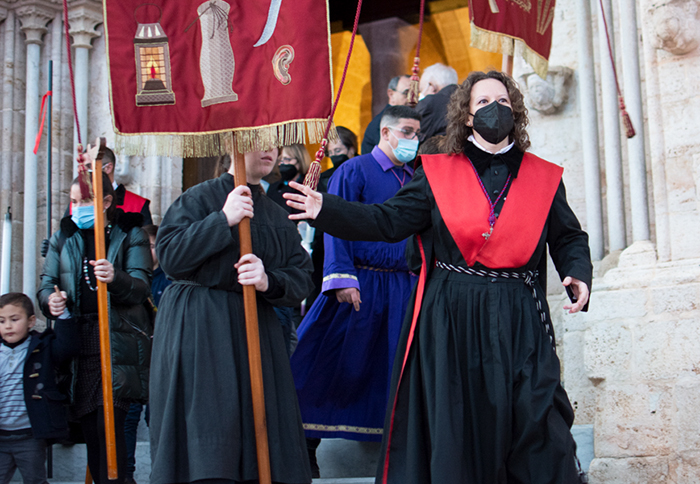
[421,152,563,269]
[120,190,148,214]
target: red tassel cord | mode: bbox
[303,0,364,191]
[63,0,92,200]
[598,0,635,139]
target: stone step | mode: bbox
[11,425,594,483]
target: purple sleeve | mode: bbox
[320,161,365,294]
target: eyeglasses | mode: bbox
[279,156,297,164]
[389,127,420,140]
[391,89,410,97]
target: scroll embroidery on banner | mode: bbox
[469,0,556,78]
[104,0,334,157]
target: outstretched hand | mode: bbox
[562,276,589,313]
[284,181,323,220]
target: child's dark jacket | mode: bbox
[4,318,80,441]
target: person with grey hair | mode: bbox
[361,75,411,154]
[416,63,459,142]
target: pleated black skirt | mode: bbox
[377,267,581,484]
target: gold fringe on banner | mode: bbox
[470,22,549,79]
[114,119,337,158]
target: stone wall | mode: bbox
[539,0,700,482]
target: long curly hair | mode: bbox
[444,70,530,154]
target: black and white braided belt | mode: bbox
[435,260,555,350]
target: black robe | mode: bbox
[314,158,591,484]
[149,173,314,484]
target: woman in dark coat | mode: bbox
[37,173,153,484]
[285,70,592,484]
[149,149,314,484]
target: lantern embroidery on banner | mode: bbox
[272,45,294,85]
[197,0,238,107]
[134,5,176,106]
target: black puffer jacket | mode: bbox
[37,210,153,402]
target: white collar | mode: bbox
[468,135,514,155]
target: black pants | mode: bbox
[80,407,128,484]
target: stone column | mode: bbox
[17,5,53,296]
[619,0,650,242]
[359,18,417,116]
[68,3,102,170]
[598,0,626,252]
[575,0,604,261]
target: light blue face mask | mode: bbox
[72,205,95,229]
[389,129,419,163]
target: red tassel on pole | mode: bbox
[76,145,92,201]
[303,140,327,191]
[407,0,426,108]
[618,95,635,139]
[407,57,421,107]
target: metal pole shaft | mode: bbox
[47,60,53,241]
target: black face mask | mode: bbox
[278,164,299,181]
[329,154,349,168]
[471,101,514,145]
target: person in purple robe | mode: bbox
[290,105,421,477]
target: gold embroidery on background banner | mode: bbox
[537,0,555,35]
[303,423,383,435]
[507,0,532,13]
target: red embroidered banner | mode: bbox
[103,0,333,156]
[469,0,555,77]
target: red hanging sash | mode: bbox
[421,152,563,268]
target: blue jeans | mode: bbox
[0,432,47,484]
[124,403,143,479]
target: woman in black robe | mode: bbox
[285,71,591,484]
[149,149,314,484]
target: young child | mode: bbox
[0,292,79,484]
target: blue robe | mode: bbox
[291,147,416,441]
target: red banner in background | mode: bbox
[103,0,333,156]
[469,0,555,77]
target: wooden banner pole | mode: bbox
[232,147,272,484]
[502,54,513,76]
[88,138,118,479]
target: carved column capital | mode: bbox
[650,0,700,55]
[67,2,103,49]
[16,5,54,45]
[0,7,8,22]
[519,67,573,115]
